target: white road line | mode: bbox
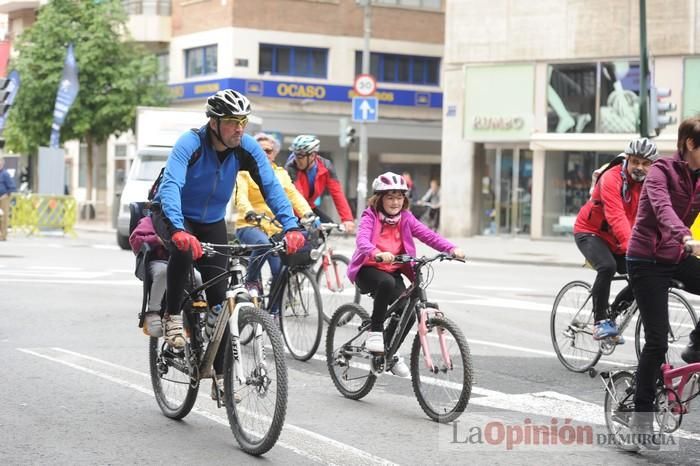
[26,265,82,271]
[0,279,137,286]
[17,347,397,466]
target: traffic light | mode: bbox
[339,117,357,148]
[648,85,677,136]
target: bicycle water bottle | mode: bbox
[205,304,223,340]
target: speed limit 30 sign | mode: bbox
[354,74,376,96]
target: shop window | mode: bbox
[259,44,328,78]
[547,60,640,134]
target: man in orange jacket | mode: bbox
[573,138,659,340]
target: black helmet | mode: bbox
[205,89,251,118]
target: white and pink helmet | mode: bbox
[372,171,409,194]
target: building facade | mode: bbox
[442,0,700,238]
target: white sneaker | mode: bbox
[164,314,185,349]
[143,311,163,337]
[389,354,410,378]
[365,331,384,353]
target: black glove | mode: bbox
[245,211,257,222]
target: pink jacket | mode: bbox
[347,207,456,283]
[128,216,168,261]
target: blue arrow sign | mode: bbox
[352,96,378,122]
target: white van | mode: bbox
[116,147,170,249]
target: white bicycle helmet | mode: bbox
[290,135,320,154]
[206,89,251,118]
[372,172,409,193]
[625,137,660,161]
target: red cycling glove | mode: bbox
[171,231,203,260]
[284,230,305,255]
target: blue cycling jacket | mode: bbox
[153,125,298,233]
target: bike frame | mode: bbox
[661,362,700,414]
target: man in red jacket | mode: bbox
[573,138,659,340]
[285,134,356,233]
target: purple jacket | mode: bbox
[347,207,456,283]
[627,152,700,264]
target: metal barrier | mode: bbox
[9,193,77,237]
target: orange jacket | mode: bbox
[574,163,642,254]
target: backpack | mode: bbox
[148,128,203,201]
[588,154,625,197]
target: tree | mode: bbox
[5,0,170,199]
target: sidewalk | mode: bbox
[74,220,584,268]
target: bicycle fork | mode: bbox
[417,306,451,371]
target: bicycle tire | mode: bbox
[279,268,323,361]
[225,305,288,456]
[315,254,361,324]
[634,289,698,367]
[149,336,200,420]
[326,303,377,400]
[603,371,638,451]
[550,280,602,372]
[410,316,472,423]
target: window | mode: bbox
[547,60,640,134]
[259,44,328,78]
[355,51,440,85]
[185,45,217,78]
[373,0,441,9]
[156,52,169,82]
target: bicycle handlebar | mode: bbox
[201,240,285,258]
[374,252,465,264]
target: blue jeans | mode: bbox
[235,226,281,285]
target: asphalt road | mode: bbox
[2,231,700,465]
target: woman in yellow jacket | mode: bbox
[235,132,314,295]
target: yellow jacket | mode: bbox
[234,164,313,236]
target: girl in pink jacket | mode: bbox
[347,172,465,376]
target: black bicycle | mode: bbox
[148,240,288,456]
[241,213,323,361]
[326,253,472,422]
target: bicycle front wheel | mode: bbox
[603,371,638,451]
[149,336,200,420]
[410,316,472,423]
[326,303,376,399]
[550,280,602,372]
[315,254,361,323]
[225,306,288,456]
[635,289,698,367]
[280,268,323,361]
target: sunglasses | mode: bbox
[294,152,314,159]
[220,116,248,127]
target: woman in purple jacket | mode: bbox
[627,116,700,448]
[347,172,465,377]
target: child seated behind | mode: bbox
[129,215,202,337]
[347,172,466,377]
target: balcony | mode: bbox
[0,0,41,14]
[123,0,171,44]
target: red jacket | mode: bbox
[285,156,353,222]
[574,163,642,254]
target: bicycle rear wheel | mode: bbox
[603,371,638,451]
[315,254,361,323]
[326,303,376,399]
[410,316,472,423]
[550,280,602,372]
[149,336,200,420]
[279,268,323,361]
[635,289,698,367]
[225,305,288,456]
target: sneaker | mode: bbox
[365,331,384,353]
[631,412,661,450]
[211,376,241,404]
[614,334,626,345]
[389,354,410,378]
[164,314,186,349]
[143,311,163,337]
[681,343,700,364]
[593,319,619,340]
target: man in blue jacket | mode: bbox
[0,157,17,241]
[150,90,304,395]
